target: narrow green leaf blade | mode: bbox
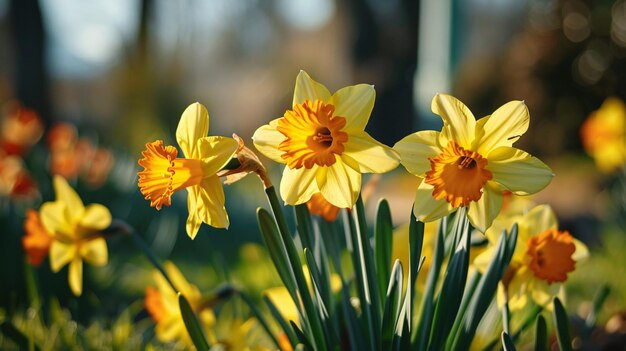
[178,293,210,350]
[382,260,404,348]
[501,332,517,351]
[553,297,573,351]
[534,314,548,351]
[375,199,394,299]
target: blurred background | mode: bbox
[1,0,626,346]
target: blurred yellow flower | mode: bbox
[253,70,399,208]
[137,103,238,238]
[580,97,626,173]
[145,261,216,347]
[38,175,111,296]
[394,94,553,232]
[474,203,588,311]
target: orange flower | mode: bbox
[1,102,43,156]
[144,286,165,323]
[306,192,341,221]
[47,123,113,187]
[22,209,53,266]
[580,97,626,173]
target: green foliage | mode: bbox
[255,187,526,350]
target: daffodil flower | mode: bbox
[474,203,588,311]
[137,103,238,238]
[394,94,553,232]
[145,261,216,347]
[580,97,626,173]
[253,70,399,208]
[38,175,111,296]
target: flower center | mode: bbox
[526,229,576,284]
[138,140,205,210]
[277,100,348,169]
[425,141,493,208]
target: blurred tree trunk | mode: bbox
[9,0,50,126]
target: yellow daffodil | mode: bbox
[474,203,588,311]
[394,94,553,232]
[580,97,626,173]
[38,175,111,296]
[145,261,216,347]
[137,103,238,238]
[253,70,399,208]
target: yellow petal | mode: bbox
[164,261,201,301]
[265,287,299,324]
[79,238,108,266]
[394,130,442,177]
[467,182,503,233]
[412,180,453,222]
[68,258,83,296]
[53,175,84,219]
[521,204,557,238]
[252,121,287,164]
[329,84,375,132]
[342,132,399,173]
[50,240,76,272]
[487,147,554,195]
[475,101,529,155]
[176,102,209,159]
[79,204,112,231]
[572,238,589,261]
[197,136,239,174]
[530,280,560,310]
[280,166,319,205]
[185,176,229,239]
[473,246,497,274]
[318,158,361,208]
[293,70,331,106]
[40,201,73,237]
[432,94,476,149]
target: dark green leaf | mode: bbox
[413,215,446,349]
[178,293,210,350]
[534,314,548,351]
[382,260,404,348]
[264,295,299,349]
[427,208,470,351]
[375,199,394,299]
[501,332,517,351]
[553,297,573,351]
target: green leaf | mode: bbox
[534,314,548,351]
[239,291,282,350]
[348,197,382,351]
[405,213,424,328]
[290,321,313,349]
[382,260,404,348]
[428,208,470,351]
[295,204,315,251]
[452,227,515,350]
[178,293,210,351]
[585,284,610,330]
[264,187,327,351]
[264,295,299,349]
[501,331,517,351]
[257,208,297,299]
[413,216,447,349]
[375,199,394,299]
[553,297,573,351]
[0,321,39,351]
